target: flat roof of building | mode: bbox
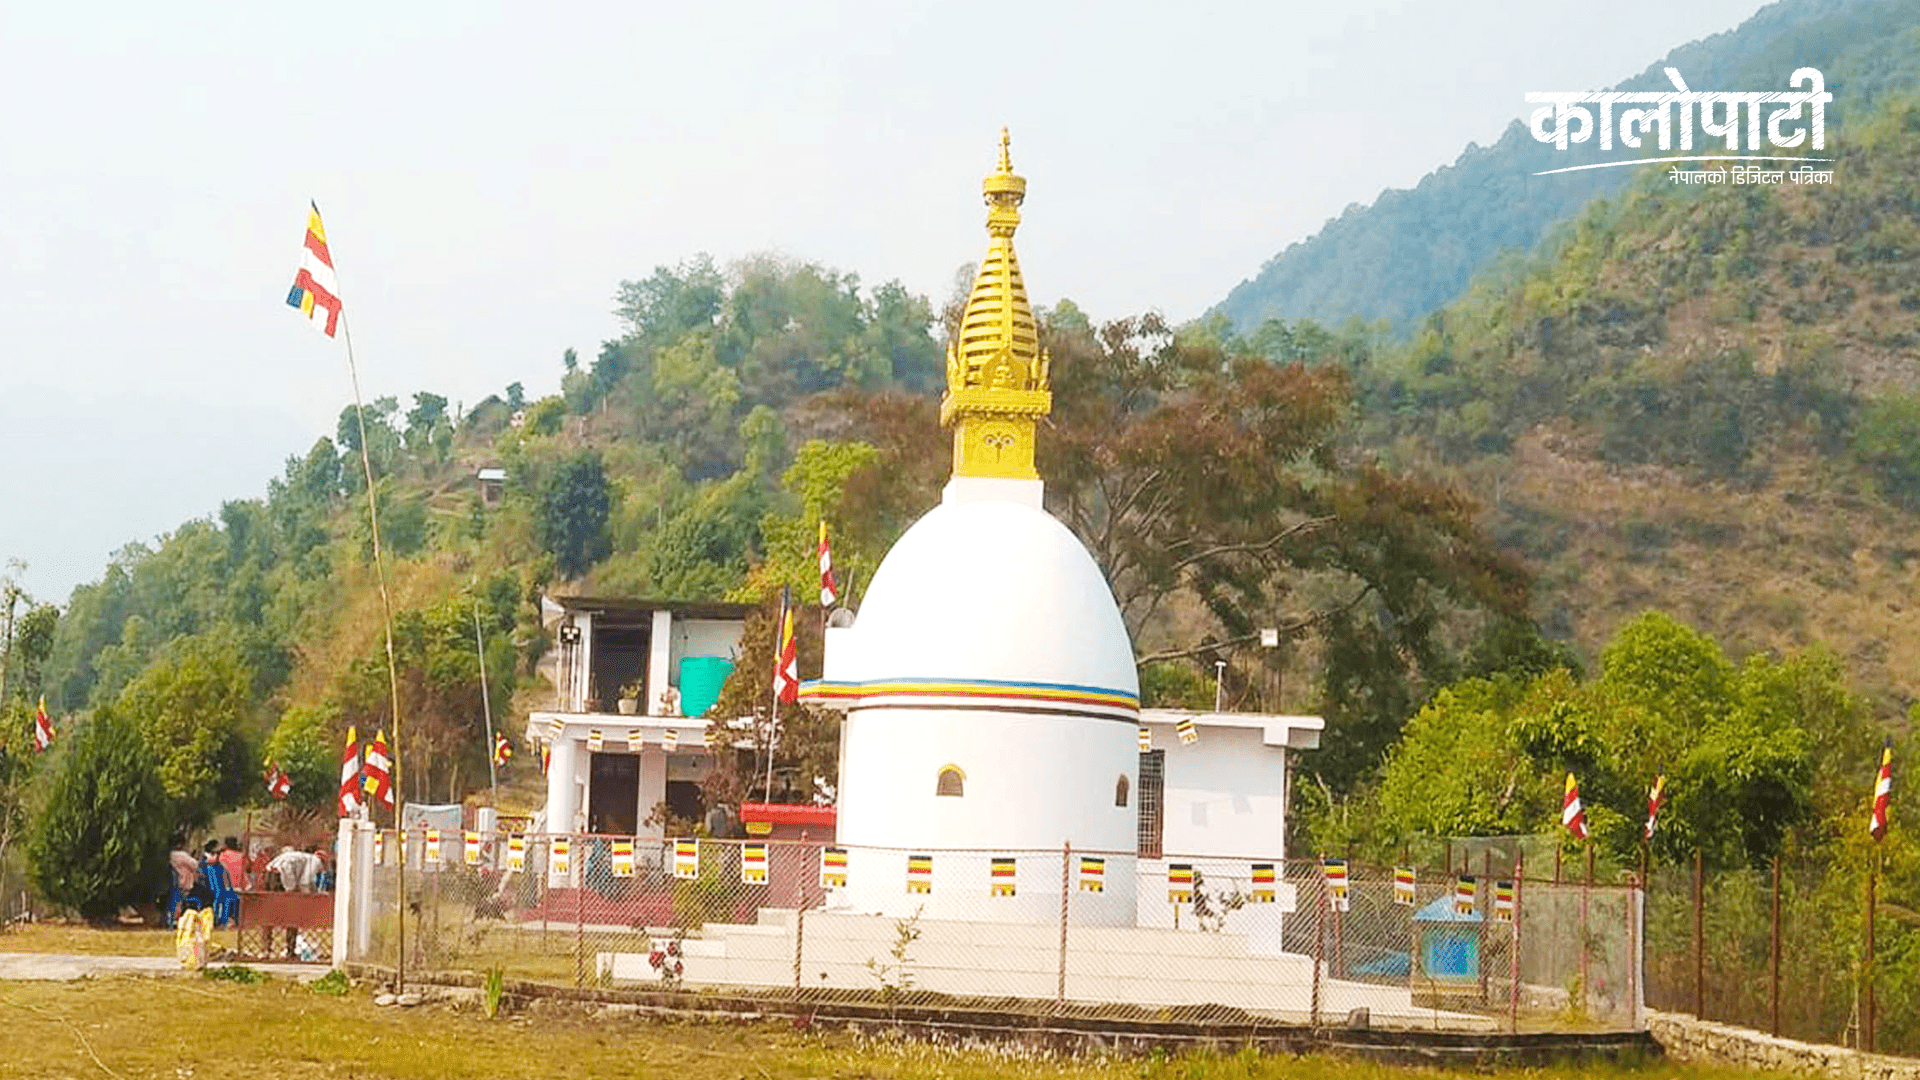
[548,595,755,620]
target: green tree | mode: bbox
[27,706,171,922]
[535,452,614,578]
[116,633,256,830]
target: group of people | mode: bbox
[167,834,332,918]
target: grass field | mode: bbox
[0,969,1792,1080]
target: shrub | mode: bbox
[26,706,171,922]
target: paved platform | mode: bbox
[0,952,326,982]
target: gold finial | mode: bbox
[940,129,1052,482]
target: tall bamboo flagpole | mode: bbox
[474,601,498,807]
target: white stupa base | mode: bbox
[599,909,1486,1028]
[942,475,1043,509]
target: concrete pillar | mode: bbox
[331,816,374,970]
[648,609,674,715]
[637,748,667,840]
[546,733,581,835]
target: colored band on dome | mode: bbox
[801,676,1138,721]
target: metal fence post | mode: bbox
[1770,855,1781,1037]
[1055,842,1070,1016]
[1693,847,1705,1019]
[1311,861,1324,1027]
[574,834,586,988]
[1510,857,1523,1033]
[793,898,806,1005]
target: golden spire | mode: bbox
[941,127,1052,481]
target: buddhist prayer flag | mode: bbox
[264,761,291,800]
[1138,727,1152,752]
[1453,874,1475,914]
[1562,772,1589,841]
[1870,737,1893,841]
[706,724,724,748]
[538,742,551,775]
[373,831,385,866]
[1168,863,1194,903]
[773,589,799,705]
[1323,858,1350,913]
[464,831,482,866]
[424,829,442,867]
[817,521,839,607]
[1079,856,1105,893]
[626,728,643,748]
[507,833,525,872]
[587,728,603,753]
[1393,866,1417,907]
[611,838,634,877]
[906,853,933,894]
[1494,879,1516,922]
[1250,863,1276,903]
[492,732,513,769]
[663,729,678,753]
[990,856,1016,896]
[285,201,343,337]
[673,839,699,879]
[821,847,848,889]
[362,730,394,810]
[1177,716,1198,744]
[742,842,769,884]
[1644,774,1667,841]
[337,726,362,817]
[32,696,53,753]
[550,836,571,877]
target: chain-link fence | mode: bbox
[1645,859,1919,1057]
[351,830,1641,1033]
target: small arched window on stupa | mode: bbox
[1114,774,1130,808]
[935,765,966,798]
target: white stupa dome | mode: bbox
[840,497,1137,698]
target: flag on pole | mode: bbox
[285,202,343,337]
[264,761,291,800]
[492,732,513,769]
[362,729,394,810]
[1870,736,1893,841]
[773,589,799,705]
[538,742,551,776]
[338,726,362,817]
[1562,772,1589,840]
[817,521,839,607]
[1644,774,1667,841]
[32,696,53,753]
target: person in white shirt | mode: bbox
[266,847,323,893]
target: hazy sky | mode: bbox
[0,0,1773,604]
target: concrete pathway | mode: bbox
[0,953,326,982]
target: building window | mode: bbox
[1137,750,1164,857]
[935,764,965,798]
[1114,774,1130,807]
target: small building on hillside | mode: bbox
[525,595,749,840]
[475,467,507,507]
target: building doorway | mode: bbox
[587,753,639,835]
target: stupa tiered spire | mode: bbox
[941,128,1052,481]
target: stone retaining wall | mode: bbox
[1648,1011,1920,1078]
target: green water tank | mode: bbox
[678,656,734,718]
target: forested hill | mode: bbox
[1328,89,1920,713]
[1212,0,1920,337]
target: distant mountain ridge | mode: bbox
[1213,0,1920,336]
